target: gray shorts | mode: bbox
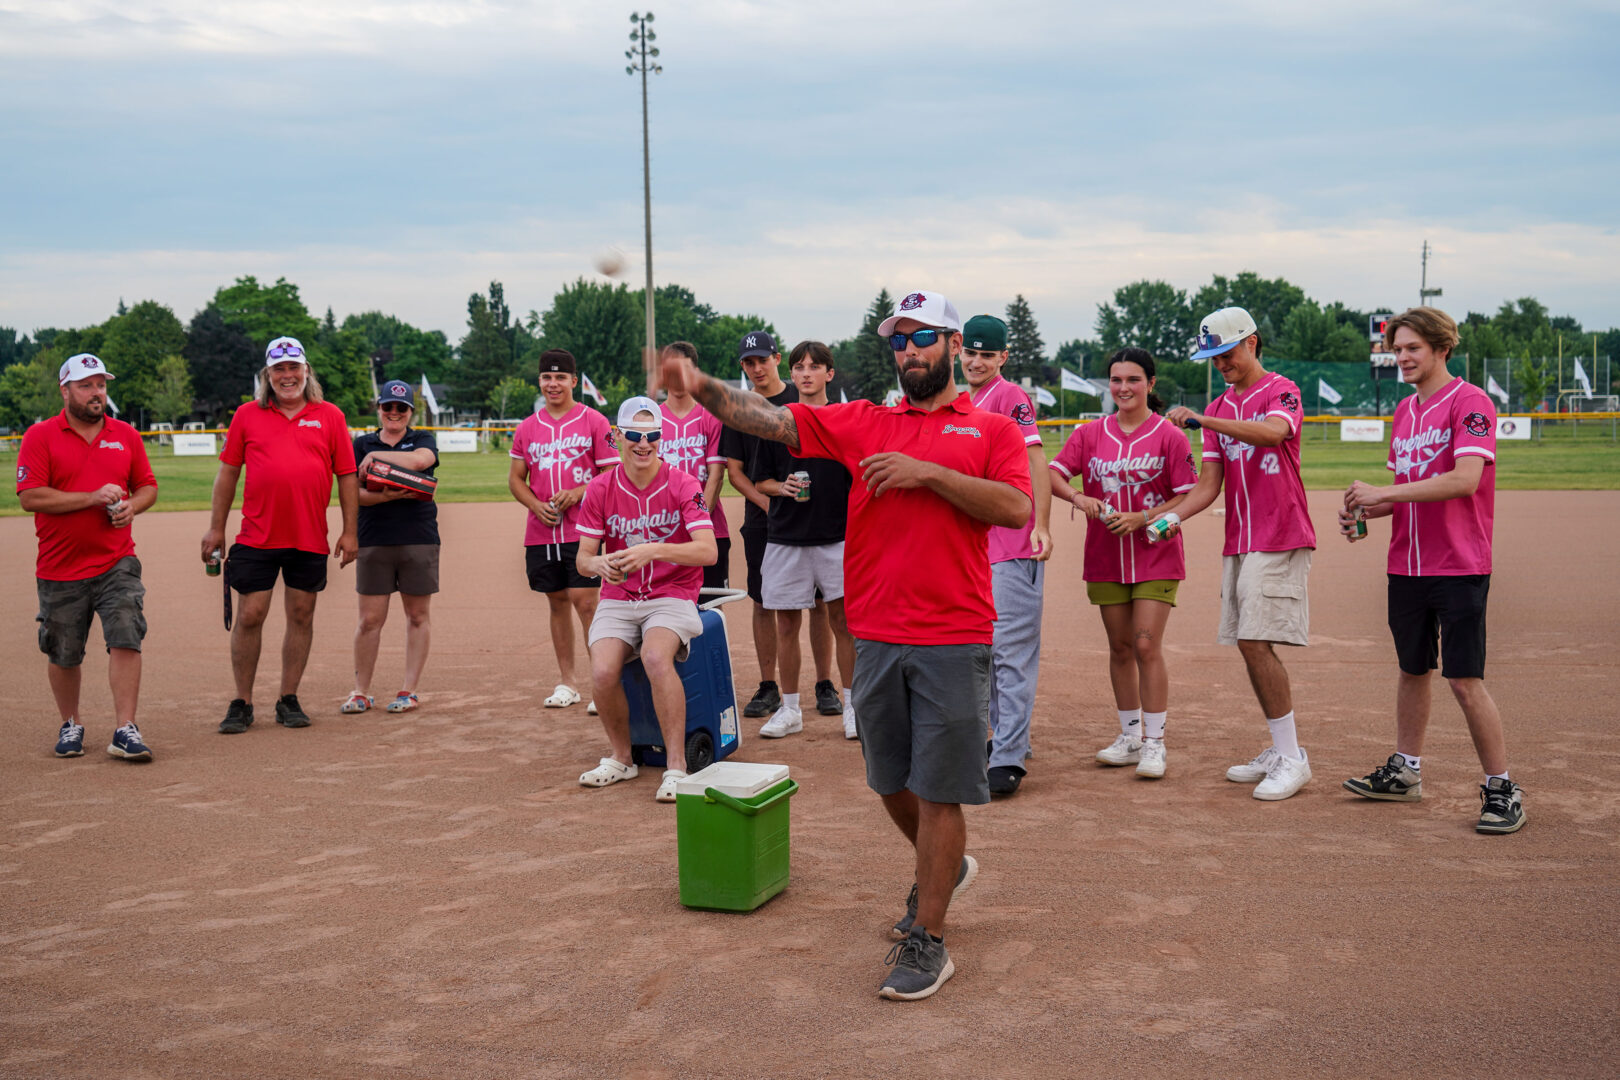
[853,638,991,805]
[36,556,147,667]
[1218,548,1312,646]
[760,541,844,609]
[588,597,705,663]
[356,544,440,596]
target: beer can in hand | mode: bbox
[791,470,811,503]
[1145,512,1181,544]
[206,548,223,576]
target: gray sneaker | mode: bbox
[891,855,978,939]
[1476,777,1526,834]
[879,927,955,1001]
[1343,754,1423,801]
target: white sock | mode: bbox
[783,693,800,712]
[1118,709,1141,736]
[1142,711,1167,740]
[842,688,854,710]
[1486,771,1511,784]
[1398,752,1421,770]
[1266,712,1301,760]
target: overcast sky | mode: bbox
[3,0,1617,349]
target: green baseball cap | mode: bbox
[963,314,1007,351]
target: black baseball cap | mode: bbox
[738,331,777,360]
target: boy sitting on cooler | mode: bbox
[574,396,718,802]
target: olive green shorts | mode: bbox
[1086,579,1180,607]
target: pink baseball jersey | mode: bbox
[510,404,618,546]
[1386,378,1496,576]
[1051,413,1198,583]
[659,400,729,538]
[971,376,1042,563]
[1201,372,1316,556]
[575,462,714,602]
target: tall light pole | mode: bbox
[627,13,661,373]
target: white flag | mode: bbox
[105,395,120,415]
[253,373,263,399]
[580,372,608,406]
[740,373,748,390]
[1574,358,1594,398]
[420,374,441,417]
[1486,375,1509,404]
[1060,368,1086,393]
[1034,386,1056,407]
[1317,378,1342,405]
[883,388,903,407]
[840,388,848,403]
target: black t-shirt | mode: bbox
[756,412,851,546]
[720,383,798,533]
[354,428,440,548]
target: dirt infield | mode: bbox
[3,493,1616,1079]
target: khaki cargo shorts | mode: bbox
[1218,548,1311,646]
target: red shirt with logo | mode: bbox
[16,412,157,581]
[787,394,1034,646]
[1386,378,1496,576]
[221,400,357,554]
[1201,372,1316,556]
[574,463,713,602]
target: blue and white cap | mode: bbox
[1191,307,1258,360]
[616,395,661,427]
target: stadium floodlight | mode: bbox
[627,12,662,365]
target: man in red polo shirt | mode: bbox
[17,353,158,761]
[660,290,1032,1002]
[201,336,358,735]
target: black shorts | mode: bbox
[227,544,327,594]
[36,556,147,667]
[1388,573,1489,680]
[743,527,769,603]
[526,542,599,594]
[703,536,732,592]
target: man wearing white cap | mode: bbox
[17,354,158,760]
[660,291,1033,1002]
[202,336,359,736]
[1166,307,1317,800]
[573,396,717,804]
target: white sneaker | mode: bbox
[759,705,803,739]
[1254,748,1311,801]
[843,702,858,740]
[545,684,582,708]
[655,768,686,803]
[1096,733,1142,766]
[1226,746,1282,783]
[1136,738,1166,778]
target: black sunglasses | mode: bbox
[378,403,411,414]
[887,328,948,352]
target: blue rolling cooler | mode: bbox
[622,590,744,772]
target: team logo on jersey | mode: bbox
[1010,402,1034,426]
[1392,426,1452,478]
[1279,391,1300,412]
[693,492,707,512]
[1463,411,1490,437]
[899,292,927,311]
[941,424,981,438]
[16,465,27,483]
[98,439,125,450]
[298,418,322,428]
[1186,452,1196,470]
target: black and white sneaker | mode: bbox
[814,680,841,716]
[879,927,954,1001]
[275,694,311,728]
[891,855,979,938]
[1476,778,1526,834]
[218,699,254,735]
[54,721,85,758]
[1344,754,1423,801]
[742,681,781,719]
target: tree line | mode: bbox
[2,270,1614,430]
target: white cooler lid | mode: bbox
[676,761,789,799]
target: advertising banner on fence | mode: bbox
[172,433,218,456]
[1339,419,1385,442]
[437,431,479,453]
[1495,417,1532,440]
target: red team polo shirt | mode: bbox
[787,394,1033,647]
[17,412,157,581]
[1201,372,1316,556]
[221,400,356,554]
[1387,378,1496,576]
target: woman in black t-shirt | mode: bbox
[342,381,440,715]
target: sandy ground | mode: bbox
[2,492,1617,1079]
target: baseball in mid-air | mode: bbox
[595,249,627,278]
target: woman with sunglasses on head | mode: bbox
[342,381,440,716]
[1049,348,1198,779]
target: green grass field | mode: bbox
[2,422,1617,516]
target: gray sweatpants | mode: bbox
[988,558,1044,770]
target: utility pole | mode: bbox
[627,13,662,372]
[1420,240,1443,308]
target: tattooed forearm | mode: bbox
[691,372,799,449]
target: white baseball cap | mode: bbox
[616,395,661,427]
[59,353,115,385]
[265,336,308,365]
[1191,307,1259,360]
[878,291,963,337]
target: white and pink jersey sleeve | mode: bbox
[575,463,714,602]
[659,401,729,538]
[511,404,619,546]
[971,376,1042,563]
[1051,414,1198,583]
[1201,372,1316,556]
[1386,378,1496,576]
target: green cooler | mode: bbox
[675,762,798,912]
